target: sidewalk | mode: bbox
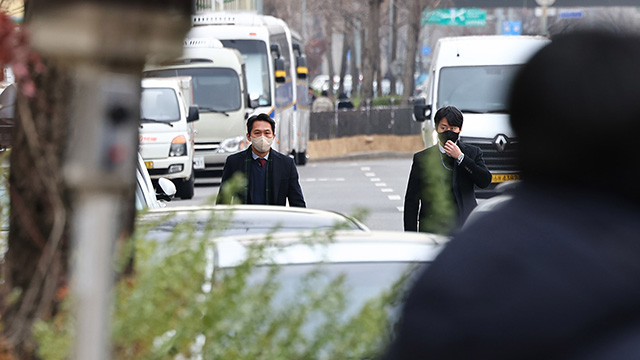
[307,134,423,162]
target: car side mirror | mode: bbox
[296,55,308,80]
[156,177,176,201]
[413,97,431,122]
[249,93,260,109]
[274,58,286,83]
[187,105,199,122]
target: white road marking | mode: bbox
[364,172,376,177]
[375,183,387,187]
[397,206,404,212]
[370,178,381,182]
[388,195,402,201]
[381,188,394,192]
[361,167,371,171]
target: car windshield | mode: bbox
[221,39,272,107]
[145,68,242,112]
[437,65,520,113]
[140,88,180,122]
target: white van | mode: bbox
[144,39,251,179]
[414,35,550,197]
[139,77,200,199]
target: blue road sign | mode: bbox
[502,20,522,35]
[421,46,431,56]
[558,10,584,19]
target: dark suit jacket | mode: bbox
[386,183,640,359]
[404,141,491,232]
[216,147,306,207]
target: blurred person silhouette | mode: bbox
[336,92,354,110]
[311,90,334,112]
[307,86,317,106]
[404,105,491,234]
[216,113,306,207]
[384,28,640,360]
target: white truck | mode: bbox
[139,77,200,199]
[413,35,550,197]
[144,39,252,179]
[189,12,310,165]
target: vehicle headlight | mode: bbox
[218,136,248,153]
[169,135,187,157]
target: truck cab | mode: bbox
[139,77,200,199]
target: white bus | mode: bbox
[189,11,309,165]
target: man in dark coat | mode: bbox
[216,113,306,207]
[385,29,640,359]
[404,105,491,233]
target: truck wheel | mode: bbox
[296,151,307,166]
[175,170,195,199]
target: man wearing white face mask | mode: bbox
[217,113,306,207]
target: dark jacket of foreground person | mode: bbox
[384,29,640,359]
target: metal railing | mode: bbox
[194,0,258,12]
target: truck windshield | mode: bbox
[140,88,180,122]
[437,65,520,114]
[145,68,242,112]
[221,39,272,107]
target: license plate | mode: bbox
[144,161,153,169]
[194,156,205,170]
[492,173,520,183]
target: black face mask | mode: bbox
[438,130,459,145]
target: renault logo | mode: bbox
[494,134,509,152]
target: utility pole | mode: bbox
[536,0,556,36]
[29,1,191,359]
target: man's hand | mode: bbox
[444,140,462,158]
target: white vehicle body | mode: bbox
[144,39,248,178]
[190,12,309,165]
[415,35,549,197]
[139,77,198,199]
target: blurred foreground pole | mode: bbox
[29,1,191,359]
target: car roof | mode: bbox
[141,205,370,233]
[213,230,449,268]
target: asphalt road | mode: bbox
[166,155,414,231]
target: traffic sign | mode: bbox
[421,8,487,26]
[421,46,431,56]
[558,10,584,18]
[502,20,522,35]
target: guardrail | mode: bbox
[309,107,421,140]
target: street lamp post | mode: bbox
[536,0,556,36]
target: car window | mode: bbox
[140,88,180,122]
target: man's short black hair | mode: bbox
[321,90,329,97]
[434,106,463,128]
[247,113,276,134]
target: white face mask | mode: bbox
[251,135,274,153]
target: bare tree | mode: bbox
[361,0,382,105]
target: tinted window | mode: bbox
[145,68,241,112]
[140,88,180,122]
[221,39,272,107]
[438,65,520,113]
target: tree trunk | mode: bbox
[389,0,398,95]
[338,30,350,96]
[361,0,381,106]
[1,57,73,360]
[402,0,422,105]
[350,24,359,96]
[325,16,335,97]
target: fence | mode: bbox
[309,107,422,140]
[194,0,257,12]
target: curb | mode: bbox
[307,151,414,163]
